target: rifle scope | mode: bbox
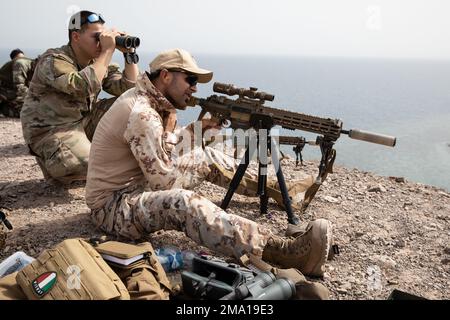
[213,82,274,101]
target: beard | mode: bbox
[166,94,187,110]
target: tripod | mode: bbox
[220,125,300,225]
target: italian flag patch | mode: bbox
[32,272,57,298]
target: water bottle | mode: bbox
[0,251,35,278]
[181,250,196,271]
[155,247,197,272]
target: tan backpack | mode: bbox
[15,238,130,300]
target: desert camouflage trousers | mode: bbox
[90,146,315,259]
[29,98,116,183]
[91,186,273,258]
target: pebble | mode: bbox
[394,240,406,248]
[387,279,399,285]
[438,191,449,198]
[372,255,397,269]
[322,196,340,203]
[337,283,352,293]
[367,184,387,193]
[390,177,406,183]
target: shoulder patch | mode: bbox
[31,271,57,298]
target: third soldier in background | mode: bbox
[0,49,35,118]
[20,10,138,184]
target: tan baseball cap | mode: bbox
[149,48,213,83]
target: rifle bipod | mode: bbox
[220,130,300,225]
[299,136,337,214]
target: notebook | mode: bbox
[95,241,150,266]
[100,253,144,266]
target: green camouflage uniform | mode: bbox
[20,45,135,182]
[0,57,33,118]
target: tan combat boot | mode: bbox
[262,219,332,277]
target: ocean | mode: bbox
[2,48,450,191]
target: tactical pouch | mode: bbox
[95,241,172,300]
[15,238,130,300]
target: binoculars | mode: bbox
[115,35,140,49]
[116,36,140,64]
[94,33,140,64]
[220,271,296,300]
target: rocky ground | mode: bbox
[0,117,449,300]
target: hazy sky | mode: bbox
[1,0,450,59]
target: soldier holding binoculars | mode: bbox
[20,10,139,184]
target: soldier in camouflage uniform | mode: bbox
[20,11,138,184]
[0,49,35,118]
[86,49,333,277]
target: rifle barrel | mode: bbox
[342,129,396,147]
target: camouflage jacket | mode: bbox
[12,57,34,104]
[0,57,33,103]
[20,44,136,144]
[0,60,14,89]
[124,73,211,192]
[86,73,212,208]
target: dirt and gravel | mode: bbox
[1,116,449,300]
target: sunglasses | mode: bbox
[84,13,105,25]
[69,12,105,31]
[168,69,198,87]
